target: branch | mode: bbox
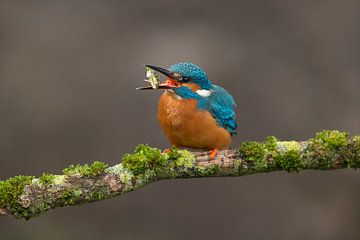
[1,130,359,220]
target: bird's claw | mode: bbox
[209,149,218,159]
[162,148,171,155]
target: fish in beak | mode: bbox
[136,65,182,90]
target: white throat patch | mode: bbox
[196,89,212,97]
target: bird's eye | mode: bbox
[181,77,190,83]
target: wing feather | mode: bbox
[208,85,237,135]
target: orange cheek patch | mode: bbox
[183,83,201,92]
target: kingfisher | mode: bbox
[137,62,237,158]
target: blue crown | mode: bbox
[169,62,212,89]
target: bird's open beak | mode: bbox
[136,65,182,90]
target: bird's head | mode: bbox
[137,62,212,91]
[168,63,212,90]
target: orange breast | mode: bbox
[157,90,231,150]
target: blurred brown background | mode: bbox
[0,0,359,239]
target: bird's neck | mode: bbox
[171,85,209,110]
[164,89,183,100]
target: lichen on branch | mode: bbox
[0,130,359,220]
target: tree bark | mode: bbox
[0,130,359,220]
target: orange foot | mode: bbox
[162,148,171,155]
[209,148,218,159]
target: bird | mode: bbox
[137,62,237,158]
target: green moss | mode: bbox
[307,130,349,169]
[60,188,82,206]
[279,141,301,151]
[62,165,77,175]
[53,175,66,185]
[273,141,302,172]
[165,146,179,160]
[39,173,56,186]
[275,149,302,172]
[122,144,166,175]
[63,161,108,177]
[353,135,360,145]
[89,189,107,201]
[237,138,304,173]
[207,164,221,175]
[0,175,34,208]
[352,135,360,168]
[233,160,241,169]
[312,130,348,149]
[265,136,278,151]
[342,135,360,169]
[196,164,221,177]
[231,160,242,175]
[85,161,108,177]
[134,169,158,188]
[106,164,135,190]
[238,141,268,171]
[265,136,280,170]
[166,147,195,169]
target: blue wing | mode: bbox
[208,85,237,135]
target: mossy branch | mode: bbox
[1,130,359,220]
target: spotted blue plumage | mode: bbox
[170,63,237,135]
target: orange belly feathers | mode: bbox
[157,90,231,150]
